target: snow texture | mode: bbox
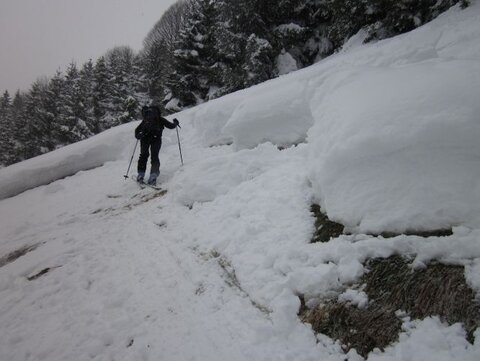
[223,80,313,150]
[340,29,369,53]
[338,289,369,309]
[1,2,480,360]
[276,50,299,75]
[275,23,305,33]
[368,317,480,361]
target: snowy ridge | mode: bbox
[1,2,480,360]
[0,124,134,200]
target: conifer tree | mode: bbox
[133,54,149,106]
[269,0,318,68]
[243,34,274,87]
[118,96,139,124]
[0,0,468,166]
[0,90,10,113]
[45,70,65,146]
[214,0,274,92]
[167,0,220,107]
[106,47,129,116]
[210,6,245,95]
[0,91,16,166]
[141,0,190,105]
[104,46,142,126]
[93,56,111,132]
[23,79,54,157]
[59,62,91,145]
[79,60,97,134]
[11,91,26,162]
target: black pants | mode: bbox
[137,138,162,175]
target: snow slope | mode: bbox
[1,2,480,360]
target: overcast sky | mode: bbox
[0,0,178,94]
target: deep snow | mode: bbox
[1,2,480,361]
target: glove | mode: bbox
[173,118,180,127]
[135,126,146,139]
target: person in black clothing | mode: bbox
[135,105,179,185]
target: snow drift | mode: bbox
[0,124,135,200]
[308,61,480,233]
[190,1,480,234]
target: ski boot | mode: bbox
[147,173,159,186]
[136,172,145,184]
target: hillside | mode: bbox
[1,2,480,360]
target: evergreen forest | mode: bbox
[0,0,468,166]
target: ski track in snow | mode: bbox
[0,155,342,361]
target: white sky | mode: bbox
[0,0,178,94]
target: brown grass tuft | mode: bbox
[310,204,344,243]
[301,256,480,357]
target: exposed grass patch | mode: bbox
[310,204,453,241]
[377,229,453,238]
[301,299,401,357]
[310,204,344,243]
[300,256,480,357]
[364,257,479,341]
[0,243,40,268]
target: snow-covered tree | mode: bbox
[243,34,274,87]
[1,0,468,166]
[57,62,91,145]
[141,0,190,105]
[166,0,220,107]
[93,56,111,132]
[79,60,97,134]
[105,47,129,116]
[23,78,56,156]
[117,96,139,124]
[44,70,66,146]
[10,91,26,162]
[0,91,16,166]
[214,0,275,92]
[104,46,144,126]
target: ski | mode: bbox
[130,175,162,190]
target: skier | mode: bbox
[135,105,179,186]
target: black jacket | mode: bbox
[135,116,177,141]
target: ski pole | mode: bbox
[175,125,184,166]
[124,139,139,179]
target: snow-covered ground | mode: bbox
[1,2,480,360]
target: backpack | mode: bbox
[142,106,157,132]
